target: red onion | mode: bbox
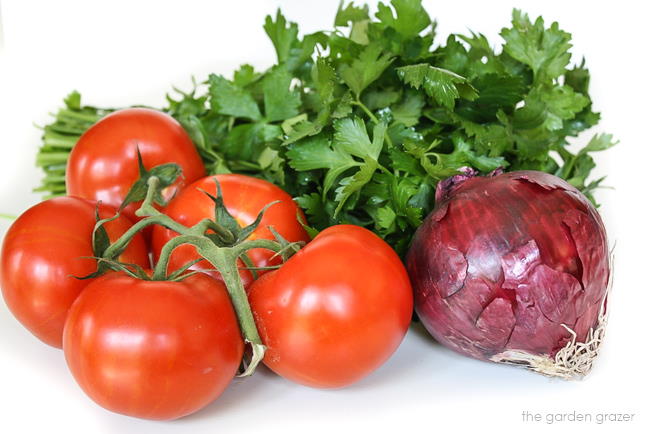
[407,170,610,378]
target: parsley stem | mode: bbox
[560,154,577,180]
[354,99,394,148]
[354,99,380,123]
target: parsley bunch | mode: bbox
[37,0,615,254]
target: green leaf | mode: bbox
[376,0,431,39]
[391,92,424,127]
[566,153,596,191]
[149,163,183,188]
[397,64,478,109]
[288,135,359,194]
[541,85,589,120]
[339,43,393,97]
[463,73,526,119]
[236,201,279,243]
[263,65,301,122]
[412,133,506,179]
[333,117,385,160]
[350,20,370,45]
[313,58,337,106]
[283,119,323,145]
[287,31,329,72]
[332,92,354,118]
[295,193,333,229]
[370,122,387,158]
[201,181,242,243]
[264,9,299,64]
[580,133,618,154]
[363,89,401,110]
[460,120,513,157]
[335,1,369,26]
[389,147,424,176]
[222,123,282,161]
[92,209,118,259]
[120,149,182,210]
[565,58,591,95]
[64,91,81,110]
[233,64,260,87]
[208,74,261,120]
[501,10,572,83]
[287,136,356,171]
[334,162,377,215]
[376,205,396,229]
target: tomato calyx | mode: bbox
[119,147,183,211]
[91,174,304,376]
[198,180,281,247]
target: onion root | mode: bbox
[490,259,612,380]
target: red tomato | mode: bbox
[248,225,413,388]
[0,197,148,348]
[151,174,310,285]
[63,272,244,420]
[66,108,206,221]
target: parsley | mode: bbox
[37,1,615,255]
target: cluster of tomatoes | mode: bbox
[1,108,414,420]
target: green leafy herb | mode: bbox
[35,0,614,255]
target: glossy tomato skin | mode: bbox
[151,174,310,285]
[248,225,413,389]
[0,197,148,348]
[66,108,206,221]
[63,272,244,420]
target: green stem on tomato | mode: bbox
[203,220,236,245]
[238,253,258,280]
[196,245,266,377]
[152,234,204,280]
[135,176,164,217]
[97,175,296,376]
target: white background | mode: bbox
[0,1,648,433]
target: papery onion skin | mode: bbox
[407,170,610,364]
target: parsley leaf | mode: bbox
[208,74,261,121]
[397,64,478,109]
[375,0,431,39]
[287,135,360,194]
[335,1,369,26]
[263,65,301,122]
[339,43,394,97]
[264,9,299,64]
[501,10,572,83]
[333,117,384,161]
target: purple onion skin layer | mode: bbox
[407,170,609,362]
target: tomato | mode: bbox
[0,197,148,348]
[66,108,206,221]
[151,174,310,285]
[63,272,243,420]
[248,225,413,388]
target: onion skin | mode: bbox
[407,170,609,365]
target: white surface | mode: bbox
[0,1,648,433]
